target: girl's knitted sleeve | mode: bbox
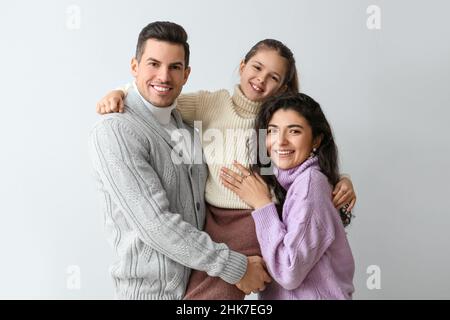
[175,92,203,126]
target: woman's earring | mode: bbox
[309,148,317,159]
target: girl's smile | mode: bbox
[239,49,287,102]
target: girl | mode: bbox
[220,92,355,299]
[96,39,356,299]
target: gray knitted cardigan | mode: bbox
[89,88,247,299]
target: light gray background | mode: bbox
[0,0,449,299]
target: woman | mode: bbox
[221,92,355,299]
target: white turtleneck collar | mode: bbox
[133,82,176,125]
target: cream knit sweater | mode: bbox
[177,86,262,209]
[121,84,262,209]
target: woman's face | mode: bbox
[266,109,318,170]
[239,49,287,102]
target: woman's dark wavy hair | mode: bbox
[255,92,351,227]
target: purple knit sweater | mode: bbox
[252,157,355,300]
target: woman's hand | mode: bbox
[220,161,272,209]
[96,90,125,114]
[332,176,356,211]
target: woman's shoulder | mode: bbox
[309,167,332,188]
[289,166,331,200]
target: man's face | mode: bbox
[131,39,190,107]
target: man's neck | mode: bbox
[133,82,176,125]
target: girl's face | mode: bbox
[239,49,288,102]
[266,109,320,170]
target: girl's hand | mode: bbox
[220,161,272,209]
[332,177,356,211]
[96,90,125,114]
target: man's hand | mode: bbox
[96,90,125,114]
[236,256,272,295]
[332,176,356,211]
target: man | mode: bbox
[89,21,270,299]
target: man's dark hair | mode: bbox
[135,21,190,68]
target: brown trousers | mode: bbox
[184,203,261,300]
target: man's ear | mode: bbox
[131,57,139,77]
[183,66,191,85]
